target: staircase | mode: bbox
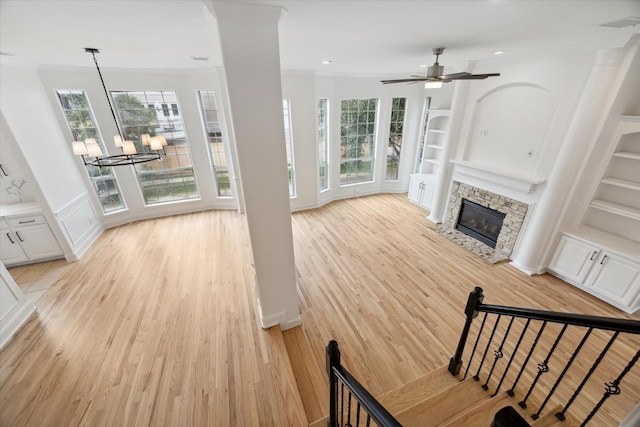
[309,287,640,427]
[310,362,582,427]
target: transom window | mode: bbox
[340,98,378,185]
[56,90,125,213]
[197,91,232,197]
[112,91,199,205]
[385,98,407,180]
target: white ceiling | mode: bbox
[1,0,639,76]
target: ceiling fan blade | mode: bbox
[439,72,471,80]
[381,78,428,84]
[449,73,501,80]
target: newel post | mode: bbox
[448,287,484,375]
[326,340,341,427]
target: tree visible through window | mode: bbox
[56,90,125,213]
[197,91,232,197]
[283,99,296,197]
[112,91,199,205]
[317,99,329,191]
[340,98,378,185]
[386,98,406,180]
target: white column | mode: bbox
[209,1,300,330]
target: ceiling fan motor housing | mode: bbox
[427,63,444,78]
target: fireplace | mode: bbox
[456,199,506,249]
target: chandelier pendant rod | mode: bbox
[85,48,125,141]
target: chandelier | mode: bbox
[71,48,165,167]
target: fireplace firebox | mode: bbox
[455,199,506,249]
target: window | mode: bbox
[317,99,329,191]
[340,98,378,185]
[283,99,296,196]
[386,98,407,180]
[112,91,199,205]
[161,103,169,117]
[197,91,232,197]
[56,90,125,213]
[171,104,179,116]
[415,97,431,173]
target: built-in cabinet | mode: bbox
[0,212,62,266]
[410,109,450,211]
[549,233,640,313]
[549,116,640,313]
[408,175,435,210]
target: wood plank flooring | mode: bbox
[285,193,640,425]
[1,193,638,426]
[1,210,306,426]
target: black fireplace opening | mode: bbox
[455,199,506,249]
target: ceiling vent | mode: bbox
[598,17,640,28]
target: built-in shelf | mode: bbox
[601,177,640,191]
[426,144,443,150]
[428,129,447,134]
[424,159,440,165]
[590,199,640,221]
[613,151,640,160]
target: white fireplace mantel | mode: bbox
[450,160,546,194]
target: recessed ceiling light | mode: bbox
[321,60,332,64]
[493,51,505,55]
[191,56,209,61]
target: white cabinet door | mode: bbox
[0,231,28,265]
[586,253,640,305]
[419,182,434,210]
[549,236,600,283]
[13,224,62,260]
[408,177,422,204]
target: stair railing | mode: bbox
[326,340,402,427]
[449,287,640,426]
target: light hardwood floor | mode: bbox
[1,194,638,426]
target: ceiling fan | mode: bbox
[381,47,500,86]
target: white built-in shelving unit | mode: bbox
[549,115,640,313]
[408,109,450,211]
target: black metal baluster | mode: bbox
[556,332,619,421]
[340,382,345,426]
[492,319,531,397]
[482,316,515,391]
[355,401,361,426]
[519,323,567,409]
[532,327,593,420]
[473,314,502,381]
[463,312,488,381]
[347,390,352,427]
[581,349,640,427]
[508,320,547,397]
[366,413,371,427]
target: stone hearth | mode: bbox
[438,181,528,264]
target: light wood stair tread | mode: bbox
[531,405,581,427]
[396,378,491,426]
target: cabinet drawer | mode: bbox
[7,215,47,228]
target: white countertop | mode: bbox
[0,202,42,218]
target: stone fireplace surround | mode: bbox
[438,181,529,263]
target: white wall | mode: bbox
[0,62,87,212]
